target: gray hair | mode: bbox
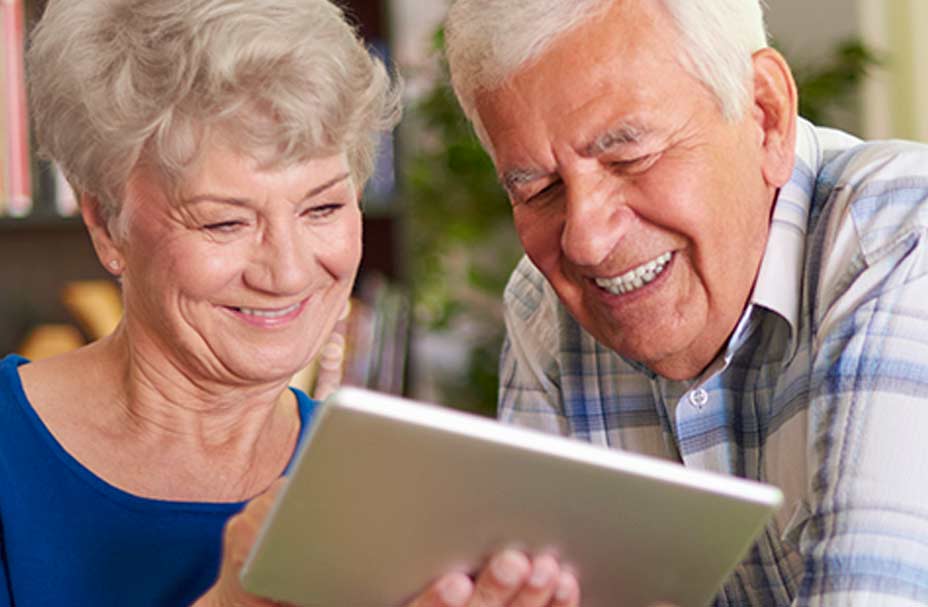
[28,0,401,224]
[445,0,768,140]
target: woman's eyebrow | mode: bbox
[182,172,351,206]
[303,172,351,199]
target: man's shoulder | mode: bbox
[798,129,928,325]
[816,135,928,261]
[503,256,558,323]
[818,134,928,189]
[501,256,581,363]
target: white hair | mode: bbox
[28,0,401,224]
[445,0,768,139]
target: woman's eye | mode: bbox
[302,203,344,218]
[202,220,245,232]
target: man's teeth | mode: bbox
[238,302,301,318]
[594,252,672,295]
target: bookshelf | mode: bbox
[0,0,408,394]
[0,218,107,354]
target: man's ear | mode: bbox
[751,47,798,188]
[80,193,126,276]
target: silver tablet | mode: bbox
[241,387,782,607]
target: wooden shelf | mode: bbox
[0,214,83,232]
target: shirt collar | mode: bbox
[747,118,824,360]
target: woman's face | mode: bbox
[115,145,362,385]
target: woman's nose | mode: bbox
[245,224,314,295]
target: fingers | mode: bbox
[507,553,558,607]
[406,550,581,607]
[407,573,474,607]
[472,551,581,607]
[196,478,290,606]
[550,570,580,607]
[223,477,288,567]
[500,553,579,607]
[470,550,532,606]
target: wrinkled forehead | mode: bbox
[471,3,687,162]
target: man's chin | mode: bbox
[591,327,702,380]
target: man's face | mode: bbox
[475,1,784,380]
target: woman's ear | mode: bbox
[80,193,126,276]
[751,47,798,188]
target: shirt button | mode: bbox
[688,388,709,409]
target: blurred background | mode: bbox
[1,0,923,415]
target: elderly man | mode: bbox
[420,0,928,606]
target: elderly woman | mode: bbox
[1,0,396,604]
[2,0,578,606]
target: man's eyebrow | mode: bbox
[183,172,351,206]
[583,124,645,157]
[501,167,548,193]
[499,125,648,192]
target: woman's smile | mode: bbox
[225,298,308,327]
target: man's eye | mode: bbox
[610,153,658,172]
[526,180,563,204]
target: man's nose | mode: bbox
[560,176,635,267]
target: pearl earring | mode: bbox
[108,260,121,271]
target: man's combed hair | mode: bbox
[445,0,768,140]
[28,0,401,222]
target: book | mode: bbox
[1,0,32,217]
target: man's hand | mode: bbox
[192,478,294,607]
[406,549,580,607]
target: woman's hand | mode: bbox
[192,479,294,607]
[406,549,580,607]
[194,482,580,607]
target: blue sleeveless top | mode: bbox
[0,354,317,606]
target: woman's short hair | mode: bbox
[445,0,768,140]
[28,0,401,224]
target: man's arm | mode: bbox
[795,236,928,606]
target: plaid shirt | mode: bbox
[499,119,928,606]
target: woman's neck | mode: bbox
[101,325,295,449]
[21,324,302,502]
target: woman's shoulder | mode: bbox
[17,344,111,403]
[0,354,52,470]
[0,352,29,375]
[9,347,114,456]
[0,353,30,410]
[15,351,76,409]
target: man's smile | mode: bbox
[593,251,673,295]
